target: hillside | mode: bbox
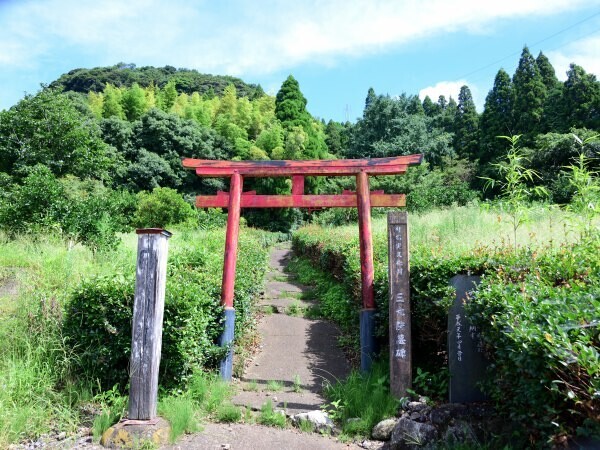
[49,63,264,99]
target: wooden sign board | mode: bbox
[388,212,411,398]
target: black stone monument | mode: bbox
[448,275,489,403]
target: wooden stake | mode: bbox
[129,228,171,420]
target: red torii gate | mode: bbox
[183,155,422,379]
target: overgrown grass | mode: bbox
[187,370,232,416]
[257,401,286,428]
[215,404,242,423]
[0,225,274,446]
[323,361,399,438]
[158,396,199,443]
[266,380,284,392]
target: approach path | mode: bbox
[167,242,359,449]
[231,242,351,414]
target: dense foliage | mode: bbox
[468,238,599,444]
[50,63,264,99]
[1,51,599,242]
[63,227,272,389]
[291,207,599,445]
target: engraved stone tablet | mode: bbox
[448,275,488,403]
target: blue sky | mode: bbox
[1,0,599,123]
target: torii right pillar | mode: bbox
[356,170,376,372]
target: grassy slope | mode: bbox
[0,226,272,446]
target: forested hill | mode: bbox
[1,47,599,240]
[49,63,264,99]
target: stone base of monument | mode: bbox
[100,418,170,448]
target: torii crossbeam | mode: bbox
[183,154,423,379]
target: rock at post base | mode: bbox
[371,418,398,440]
[389,417,438,449]
[291,410,334,433]
[100,417,170,448]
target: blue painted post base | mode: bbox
[218,308,236,381]
[360,308,376,372]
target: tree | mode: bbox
[479,69,514,166]
[453,85,479,160]
[275,75,310,128]
[438,97,458,133]
[130,108,232,191]
[218,84,238,118]
[512,47,546,141]
[160,80,178,112]
[562,64,600,130]
[121,83,148,121]
[102,84,125,119]
[324,120,348,156]
[347,92,453,166]
[88,91,104,118]
[536,52,559,91]
[255,123,284,158]
[422,95,441,117]
[365,87,377,112]
[536,52,562,133]
[0,89,113,181]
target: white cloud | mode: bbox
[419,80,485,111]
[0,0,597,76]
[419,80,468,103]
[547,35,600,80]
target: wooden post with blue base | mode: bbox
[357,171,376,372]
[218,172,242,380]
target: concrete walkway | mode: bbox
[232,243,350,415]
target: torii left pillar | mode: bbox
[357,170,377,372]
[219,172,242,380]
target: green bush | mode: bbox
[292,212,599,444]
[291,225,505,371]
[133,187,197,228]
[467,237,600,444]
[0,165,135,251]
[63,228,271,389]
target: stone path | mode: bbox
[164,423,362,450]
[231,242,350,415]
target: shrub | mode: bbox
[0,166,135,251]
[63,228,271,389]
[467,237,600,444]
[293,209,598,444]
[133,187,196,228]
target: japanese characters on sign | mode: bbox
[448,275,489,403]
[388,212,411,397]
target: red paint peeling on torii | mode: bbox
[182,155,423,311]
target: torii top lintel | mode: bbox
[182,154,423,178]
